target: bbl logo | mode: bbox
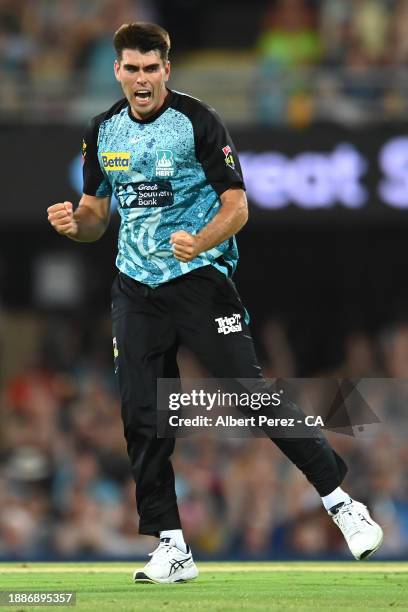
[222,145,235,169]
[155,149,175,177]
[82,139,87,162]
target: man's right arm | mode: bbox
[47,193,111,242]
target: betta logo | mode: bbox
[102,152,130,171]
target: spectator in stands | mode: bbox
[257,0,321,68]
[390,0,408,65]
[260,318,296,377]
[319,0,350,66]
[255,0,321,124]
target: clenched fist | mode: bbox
[170,230,201,262]
[47,201,78,237]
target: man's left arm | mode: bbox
[171,187,248,263]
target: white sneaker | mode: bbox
[329,499,383,560]
[133,538,199,584]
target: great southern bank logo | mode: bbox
[102,152,130,171]
[215,314,242,334]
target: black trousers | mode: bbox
[111,266,347,536]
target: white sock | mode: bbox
[159,529,187,553]
[321,487,351,511]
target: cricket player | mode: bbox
[47,22,383,583]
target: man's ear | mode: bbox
[114,59,121,82]
[164,61,171,82]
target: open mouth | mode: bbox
[134,90,152,102]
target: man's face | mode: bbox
[114,48,170,120]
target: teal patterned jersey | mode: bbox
[82,89,245,287]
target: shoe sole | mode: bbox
[357,528,384,560]
[133,568,199,584]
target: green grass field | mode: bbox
[0,562,407,611]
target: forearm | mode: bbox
[70,202,109,242]
[48,195,111,242]
[170,188,248,263]
[195,189,248,253]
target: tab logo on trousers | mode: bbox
[215,313,242,334]
[102,152,130,170]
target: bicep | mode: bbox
[82,119,112,198]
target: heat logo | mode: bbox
[156,149,175,177]
[215,313,242,334]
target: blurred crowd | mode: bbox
[0,313,407,561]
[1,0,407,565]
[0,0,156,116]
[255,0,408,123]
[2,0,408,122]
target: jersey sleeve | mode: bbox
[194,106,245,196]
[82,119,112,197]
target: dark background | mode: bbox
[2,123,408,374]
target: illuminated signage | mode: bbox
[69,136,408,214]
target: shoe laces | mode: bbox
[334,503,369,538]
[147,540,176,565]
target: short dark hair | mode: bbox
[113,22,171,62]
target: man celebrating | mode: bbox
[47,22,383,583]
